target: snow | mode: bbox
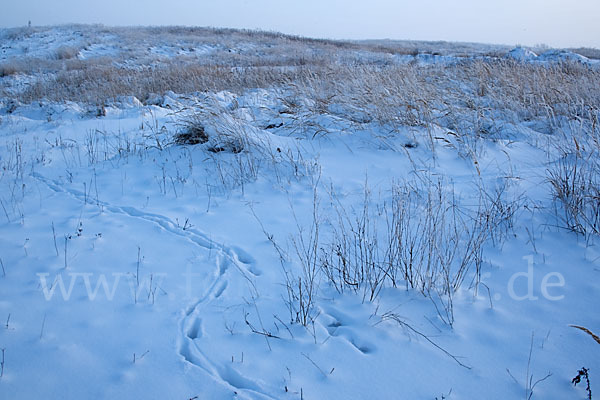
[537,49,591,64]
[505,46,600,68]
[0,26,599,400]
[506,47,538,61]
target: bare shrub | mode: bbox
[548,146,600,238]
[55,46,79,60]
[546,114,600,239]
[289,187,321,326]
[0,62,23,77]
[321,185,386,302]
[318,176,520,324]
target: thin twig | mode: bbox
[301,352,328,378]
[274,314,294,339]
[40,313,46,340]
[244,311,280,346]
[0,348,5,378]
[379,312,471,369]
[63,235,68,269]
[570,325,600,345]
[52,222,59,256]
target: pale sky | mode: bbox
[1,0,598,48]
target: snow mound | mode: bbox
[537,50,590,63]
[505,47,538,61]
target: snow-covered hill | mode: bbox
[0,26,599,400]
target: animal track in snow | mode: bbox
[32,172,275,399]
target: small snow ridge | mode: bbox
[537,49,590,63]
[505,47,537,61]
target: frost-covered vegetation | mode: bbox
[0,25,599,399]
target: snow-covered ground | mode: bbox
[0,26,599,399]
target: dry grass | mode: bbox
[315,175,521,324]
[570,325,600,345]
[547,118,600,239]
[9,58,597,141]
[2,27,598,148]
